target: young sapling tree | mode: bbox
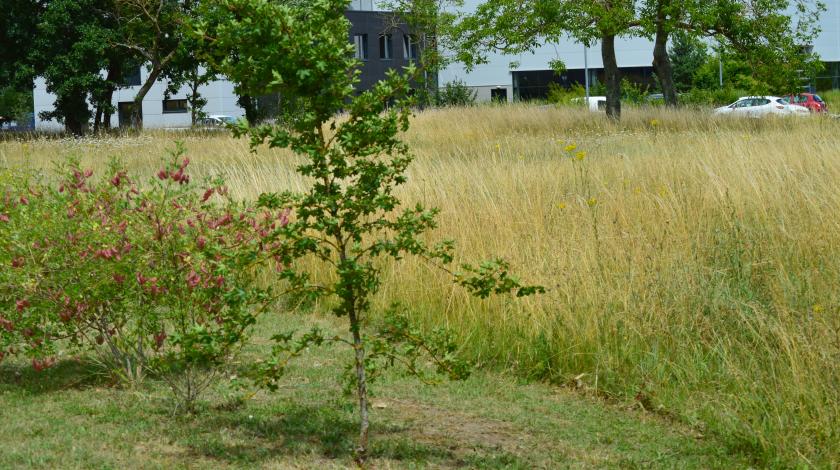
[195,0,543,461]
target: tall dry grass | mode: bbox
[1,105,838,466]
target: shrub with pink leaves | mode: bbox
[0,144,284,408]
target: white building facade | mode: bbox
[33,72,244,131]
[439,0,840,101]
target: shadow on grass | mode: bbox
[0,358,110,395]
[180,401,531,468]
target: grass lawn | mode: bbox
[0,314,752,469]
[2,105,838,466]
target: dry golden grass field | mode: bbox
[2,105,839,467]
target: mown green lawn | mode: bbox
[1,314,752,469]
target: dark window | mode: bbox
[162,99,188,114]
[403,34,419,60]
[354,34,368,60]
[121,66,142,87]
[379,34,392,60]
[490,88,507,102]
[118,102,141,128]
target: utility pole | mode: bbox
[584,44,590,103]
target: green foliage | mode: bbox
[0,88,32,124]
[26,0,119,134]
[621,78,650,105]
[0,0,40,88]
[546,83,586,106]
[668,31,708,92]
[436,79,477,107]
[680,87,749,106]
[196,0,541,461]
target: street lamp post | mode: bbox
[584,44,590,103]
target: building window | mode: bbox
[403,34,419,60]
[162,99,188,114]
[121,65,142,87]
[379,34,392,60]
[354,34,368,60]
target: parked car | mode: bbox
[713,96,810,117]
[785,93,827,113]
[570,96,607,112]
[199,115,238,127]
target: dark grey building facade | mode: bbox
[345,10,421,92]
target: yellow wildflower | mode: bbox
[587,197,598,208]
[557,202,566,210]
[564,143,577,152]
[575,151,586,161]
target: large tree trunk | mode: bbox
[130,65,164,129]
[237,94,258,123]
[65,115,85,136]
[601,34,621,120]
[94,106,103,133]
[61,93,89,136]
[652,6,678,107]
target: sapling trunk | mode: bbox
[349,307,370,463]
[337,237,371,462]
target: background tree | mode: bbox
[0,0,42,86]
[163,38,217,126]
[113,0,193,128]
[26,0,118,134]
[681,0,824,93]
[452,0,822,115]
[668,31,707,92]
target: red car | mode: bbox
[785,93,828,113]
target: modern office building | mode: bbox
[33,1,840,130]
[33,1,418,131]
[439,0,840,101]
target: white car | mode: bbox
[714,96,810,117]
[200,115,238,126]
[570,96,608,112]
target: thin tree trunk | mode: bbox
[349,307,370,464]
[601,34,621,120]
[337,238,370,464]
[190,77,200,126]
[94,106,103,133]
[652,6,678,107]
